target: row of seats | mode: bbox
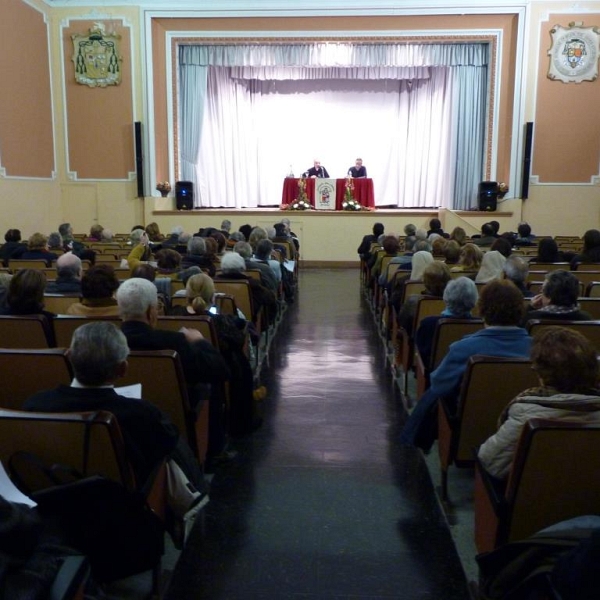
[360,250,600,560]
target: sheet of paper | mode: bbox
[0,461,37,508]
[283,260,295,273]
[115,383,142,399]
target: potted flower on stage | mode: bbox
[156,181,171,197]
[342,176,362,211]
[289,178,311,210]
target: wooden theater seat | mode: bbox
[118,350,209,465]
[157,315,219,348]
[526,319,600,352]
[474,419,600,553]
[0,315,53,348]
[437,356,538,500]
[43,294,81,315]
[53,315,121,348]
[0,348,72,410]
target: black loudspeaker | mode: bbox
[521,122,533,200]
[175,181,194,210]
[134,122,144,198]
[478,181,498,211]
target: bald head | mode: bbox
[56,252,82,279]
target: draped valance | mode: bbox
[179,42,488,69]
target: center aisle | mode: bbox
[166,269,471,599]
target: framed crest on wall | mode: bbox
[548,22,600,83]
[72,23,122,88]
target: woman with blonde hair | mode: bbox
[450,243,483,274]
[169,273,262,437]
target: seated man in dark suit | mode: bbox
[357,222,385,260]
[348,158,367,178]
[45,253,83,294]
[24,321,206,495]
[116,277,230,459]
[302,159,329,178]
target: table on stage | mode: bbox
[281,178,375,210]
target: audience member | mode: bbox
[145,222,165,242]
[45,253,83,294]
[443,240,461,265]
[117,277,230,459]
[47,232,63,251]
[404,224,417,237]
[161,226,185,249]
[234,241,277,292]
[23,321,205,493]
[427,218,449,239]
[238,224,253,242]
[155,248,201,282]
[514,222,535,246]
[169,273,260,437]
[371,236,399,282]
[503,255,534,298]
[449,226,468,246]
[450,243,483,275]
[531,238,568,264]
[431,237,448,258]
[215,252,278,325]
[415,277,479,369]
[524,270,592,324]
[58,223,96,264]
[254,239,283,285]
[1,229,27,265]
[66,265,120,316]
[181,236,215,277]
[479,327,600,480]
[0,273,12,312]
[220,220,232,238]
[475,250,507,283]
[87,224,104,242]
[571,229,600,267]
[400,279,532,451]
[397,261,451,336]
[21,233,58,266]
[357,223,384,260]
[490,237,513,258]
[390,251,433,312]
[472,223,496,246]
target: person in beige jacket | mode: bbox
[478,326,600,480]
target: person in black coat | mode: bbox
[302,160,329,178]
[348,158,367,178]
[116,277,230,459]
[23,321,195,491]
[357,222,385,260]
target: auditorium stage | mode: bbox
[146,198,522,265]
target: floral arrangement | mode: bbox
[342,176,362,210]
[156,181,171,197]
[497,182,509,199]
[280,178,312,210]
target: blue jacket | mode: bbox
[430,326,533,398]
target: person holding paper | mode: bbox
[303,160,329,178]
[23,321,205,494]
[348,158,367,178]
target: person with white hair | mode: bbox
[46,252,83,294]
[215,252,278,324]
[162,225,185,249]
[117,277,230,460]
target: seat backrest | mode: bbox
[0,315,53,348]
[43,294,81,315]
[413,297,446,333]
[157,315,219,348]
[0,348,73,410]
[429,318,485,370]
[453,356,538,464]
[527,319,600,352]
[117,350,205,461]
[243,269,262,281]
[527,262,570,272]
[8,259,50,270]
[573,271,600,288]
[504,419,600,543]
[586,282,600,298]
[214,279,254,320]
[0,409,135,491]
[53,315,122,348]
[399,280,426,306]
[573,262,600,271]
[214,293,238,316]
[577,298,600,319]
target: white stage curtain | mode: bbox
[179,43,488,209]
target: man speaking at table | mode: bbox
[348,158,367,178]
[303,159,329,178]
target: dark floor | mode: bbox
[165,269,471,600]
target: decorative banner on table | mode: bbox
[314,179,336,210]
[547,21,600,83]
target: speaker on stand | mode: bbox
[134,122,144,198]
[175,181,194,210]
[478,181,498,212]
[521,122,533,200]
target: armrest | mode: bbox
[474,453,508,517]
[50,555,90,600]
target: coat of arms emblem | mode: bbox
[548,22,600,83]
[72,23,122,88]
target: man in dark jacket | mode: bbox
[45,253,83,294]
